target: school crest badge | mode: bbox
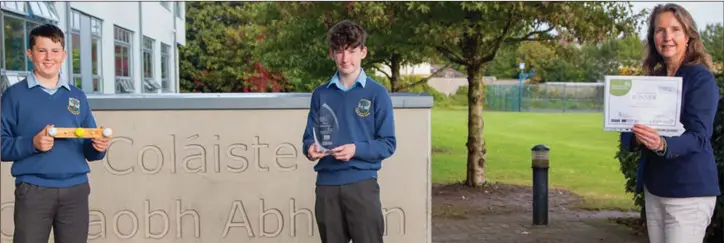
[67,97,80,115]
[355,98,372,117]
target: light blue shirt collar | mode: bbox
[327,69,367,91]
[27,72,71,91]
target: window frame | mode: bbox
[113,25,134,94]
[2,13,45,73]
[142,36,158,93]
[160,1,170,11]
[160,43,170,92]
[1,2,60,82]
[174,2,182,19]
[69,9,103,93]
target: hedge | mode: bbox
[616,66,724,242]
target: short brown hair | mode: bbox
[643,3,713,75]
[28,23,65,50]
[327,20,367,51]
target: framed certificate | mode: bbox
[603,75,684,136]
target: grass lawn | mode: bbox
[431,108,636,211]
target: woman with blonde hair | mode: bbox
[620,3,719,243]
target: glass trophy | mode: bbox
[313,103,339,154]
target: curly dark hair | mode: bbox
[29,23,65,49]
[643,3,713,75]
[327,20,367,51]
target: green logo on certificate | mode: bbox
[609,79,632,96]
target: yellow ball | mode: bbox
[75,128,85,137]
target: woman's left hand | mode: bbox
[632,124,663,151]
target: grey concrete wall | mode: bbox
[0,93,433,243]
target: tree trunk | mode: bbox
[465,63,487,187]
[390,54,401,92]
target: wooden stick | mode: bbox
[47,127,113,139]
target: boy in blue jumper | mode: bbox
[1,24,109,243]
[302,20,396,243]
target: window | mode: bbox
[161,43,170,92]
[174,2,182,18]
[24,21,40,70]
[3,15,30,71]
[1,2,27,14]
[71,28,80,86]
[3,15,42,72]
[142,36,160,93]
[114,26,133,93]
[2,2,60,74]
[70,10,102,92]
[91,18,101,91]
[27,2,59,22]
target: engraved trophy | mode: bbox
[312,103,339,154]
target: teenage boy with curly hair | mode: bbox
[302,19,397,243]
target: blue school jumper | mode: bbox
[1,73,106,188]
[302,69,397,186]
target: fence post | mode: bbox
[562,85,567,113]
[532,144,550,225]
[518,63,524,112]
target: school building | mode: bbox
[0,1,186,94]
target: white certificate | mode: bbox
[603,75,684,136]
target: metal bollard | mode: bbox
[531,144,550,225]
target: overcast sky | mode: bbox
[631,2,724,38]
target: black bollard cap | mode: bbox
[531,144,550,151]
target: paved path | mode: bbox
[430,183,648,243]
[432,212,648,243]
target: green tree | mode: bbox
[579,34,644,82]
[484,36,644,83]
[406,1,646,186]
[615,34,646,66]
[253,2,445,92]
[516,41,556,82]
[179,2,287,93]
[541,42,587,82]
[484,44,519,79]
[484,41,558,82]
[701,23,724,63]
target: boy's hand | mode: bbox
[307,144,329,161]
[33,125,54,152]
[91,137,110,152]
[332,144,356,161]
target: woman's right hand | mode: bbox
[632,124,664,151]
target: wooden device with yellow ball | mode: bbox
[46,126,113,139]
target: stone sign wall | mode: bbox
[0,94,432,243]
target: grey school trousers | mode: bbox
[315,178,384,243]
[13,181,90,243]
